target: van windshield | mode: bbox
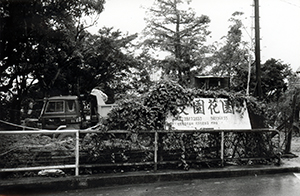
[45,101,64,113]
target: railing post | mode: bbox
[154,131,158,171]
[75,130,80,176]
[220,131,224,167]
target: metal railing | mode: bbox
[0,128,280,176]
[0,130,80,175]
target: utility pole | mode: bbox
[254,0,262,98]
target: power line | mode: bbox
[279,0,300,8]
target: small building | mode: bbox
[193,76,230,90]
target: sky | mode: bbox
[87,0,300,71]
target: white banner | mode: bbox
[166,98,251,130]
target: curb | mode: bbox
[1,165,300,194]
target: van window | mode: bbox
[66,100,76,113]
[45,101,64,113]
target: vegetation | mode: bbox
[0,81,280,176]
[142,0,211,86]
[106,79,268,132]
[0,0,295,127]
[0,0,103,123]
[0,0,150,123]
[0,0,297,174]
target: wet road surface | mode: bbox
[30,173,300,196]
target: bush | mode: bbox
[106,79,268,132]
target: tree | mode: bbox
[230,58,293,102]
[261,58,293,102]
[142,0,211,86]
[31,0,105,96]
[0,0,105,123]
[210,12,250,91]
[209,12,294,102]
[78,27,145,102]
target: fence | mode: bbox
[0,128,280,176]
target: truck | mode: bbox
[38,88,116,131]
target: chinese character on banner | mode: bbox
[193,99,205,114]
[178,105,188,115]
[208,99,220,115]
[221,100,234,114]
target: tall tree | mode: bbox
[210,13,293,100]
[210,12,249,81]
[143,0,211,86]
[31,0,105,96]
[208,11,269,96]
[0,0,105,123]
[79,28,142,102]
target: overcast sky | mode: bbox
[88,0,300,71]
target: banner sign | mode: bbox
[166,98,251,130]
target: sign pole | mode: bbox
[75,130,79,176]
[154,131,158,171]
[221,131,224,166]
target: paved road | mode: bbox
[29,173,300,196]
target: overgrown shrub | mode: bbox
[106,79,268,132]
[86,80,276,169]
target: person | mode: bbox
[21,99,34,119]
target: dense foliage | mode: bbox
[0,0,105,123]
[209,12,294,102]
[143,0,211,86]
[0,81,281,177]
[105,80,268,132]
[0,0,295,129]
[210,12,248,79]
[0,0,151,123]
[0,0,295,149]
[0,0,293,176]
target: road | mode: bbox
[30,173,300,196]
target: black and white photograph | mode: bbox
[1,0,300,195]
